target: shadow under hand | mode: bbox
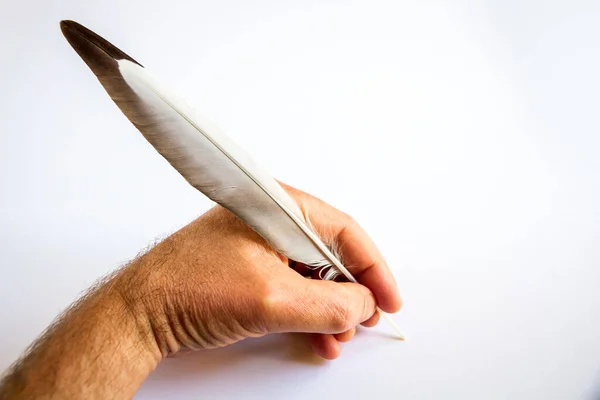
[145,333,325,384]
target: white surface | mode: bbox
[1,1,600,399]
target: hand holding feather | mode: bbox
[59,20,404,340]
[111,190,401,359]
[0,199,398,400]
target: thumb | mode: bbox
[269,277,377,334]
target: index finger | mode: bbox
[280,183,402,313]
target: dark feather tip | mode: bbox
[60,20,143,71]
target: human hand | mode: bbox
[0,183,402,399]
[116,183,402,360]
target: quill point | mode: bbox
[379,310,406,340]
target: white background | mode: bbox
[1,1,600,399]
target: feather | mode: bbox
[59,20,404,340]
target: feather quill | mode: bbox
[59,20,404,340]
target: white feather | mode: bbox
[59,18,404,339]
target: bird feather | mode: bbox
[59,20,404,339]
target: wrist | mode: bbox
[71,280,162,392]
[113,237,197,359]
[110,270,165,365]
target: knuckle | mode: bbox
[330,294,354,332]
[255,279,285,331]
[363,291,376,321]
[341,212,357,226]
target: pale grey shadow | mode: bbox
[143,333,324,384]
[585,366,600,400]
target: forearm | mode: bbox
[0,274,161,400]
